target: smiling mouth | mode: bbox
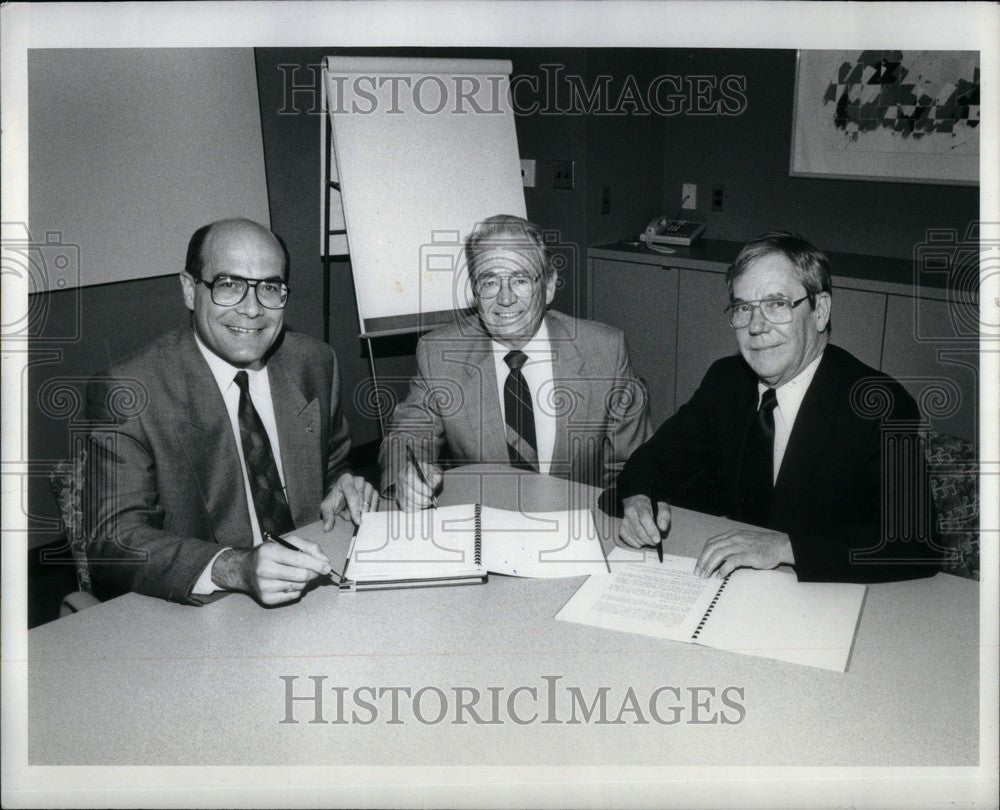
[493,311,524,321]
[226,325,264,334]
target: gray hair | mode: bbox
[464,214,552,283]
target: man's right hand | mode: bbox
[618,494,671,549]
[395,458,443,511]
[212,538,332,606]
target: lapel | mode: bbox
[457,324,508,464]
[547,313,586,467]
[172,329,254,548]
[267,349,320,523]
[772,350,839,505]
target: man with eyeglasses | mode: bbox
[380,214,650,509]
[84,219,378,605]
[613,231,942,584]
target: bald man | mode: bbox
[84,219,378,605]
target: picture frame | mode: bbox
[790,49,979,186]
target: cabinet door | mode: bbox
[675,268,736,408]
[881,294,978,441]
[590,259,678,425]
[825,286,886,372]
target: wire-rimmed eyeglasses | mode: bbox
[724,295,812,328]
[474,273,541,299]
[196,275,290,309]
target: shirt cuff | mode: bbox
[191,548,231,595]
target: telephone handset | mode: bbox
[641,216,706,247]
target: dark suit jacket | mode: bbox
[83,327,352,603]
[380,310,651,490]
[614,344,943,583]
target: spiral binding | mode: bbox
[691,573,731,640]
[474,503,483,567]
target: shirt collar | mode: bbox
[758,350,824,415]
[193,331,269,393]
[490,317,551,360]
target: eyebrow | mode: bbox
[212,274,286,283]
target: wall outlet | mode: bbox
[520,159,536,188]
[554,160,575,190]
[682,183,697,210]
[712,184,725,212]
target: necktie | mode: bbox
[740,387,778,526]
[503,350,539,472]
[234,370,294,537]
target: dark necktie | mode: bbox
[740,387,778,526]
[503,350,539,472]
[234,370,294,537]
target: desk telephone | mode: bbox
[642,216,706,247]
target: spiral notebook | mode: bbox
[300,504,610,591]
[555,554,867,672]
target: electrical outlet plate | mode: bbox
[682,183,697,210]
[712,184,724,212]
[554,160,575,190]
[521,159,536,188]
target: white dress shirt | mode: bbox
[491,320,557,475]
[191,334,287,595]
[756,351,824,484]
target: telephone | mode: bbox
[641,216,706,247]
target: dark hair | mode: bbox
[726,231,832,333]
[184,220,290,282]
[464,214,552,283]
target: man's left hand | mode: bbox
[694,529,794,578]
[321,473,379,529]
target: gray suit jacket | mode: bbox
[379,310,651,490]
[84,327,352,603]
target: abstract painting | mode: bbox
[790,50,979,185]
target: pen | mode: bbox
[264,530,335,579]
[656,537,664,564]
[405,445,438,509]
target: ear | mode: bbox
[812,291,831,332]
[544,273,557,305]
[180,272,196,312]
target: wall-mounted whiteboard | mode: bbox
[321,57,526,337]
[28,49,269,289]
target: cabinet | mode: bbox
[588,241,978,441]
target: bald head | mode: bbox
[185,219,288,282]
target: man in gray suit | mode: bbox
[85,219,378,605]
[380,214,651,509]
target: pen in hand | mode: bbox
[405,445,438,509]
[263,530,333,577]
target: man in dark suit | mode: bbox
[85,219,378,605]
[615,232,943,584]
[381,215,650,509]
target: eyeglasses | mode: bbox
[196,275,289,309]
[724,295,812,328]
[474,273,540,299]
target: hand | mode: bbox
[395,458,442,511]
[618,494,671,548]
[321,472,379,529]
[694,529,794,579]
[212,538,332,606]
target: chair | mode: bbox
[48,451,101,616]
[926,431,979,581]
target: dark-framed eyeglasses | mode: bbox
[196,275,290,309]
[724,295,812,328]
[474,273,541,299]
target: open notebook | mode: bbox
[555,554,867,672]
[287,505,610,591]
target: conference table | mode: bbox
[28,465,979,767]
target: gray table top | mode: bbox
[28,466,979,767]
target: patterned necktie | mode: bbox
[503,350,539,472]
[740,387,778,527]
[234,370,294,537]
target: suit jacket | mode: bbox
[614,344,944,583]
[83,327,352,603]
[379,310,651,490]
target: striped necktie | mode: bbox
[234,370,294,537]
[503,350,539,472]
